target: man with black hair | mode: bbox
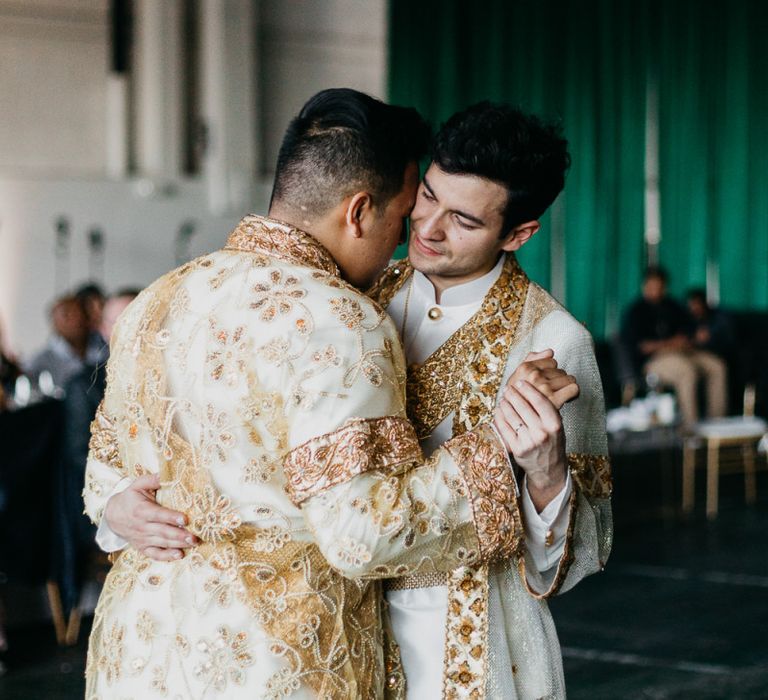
[83,90,535,698]
[621,267,727,426]
[370,102,612,699]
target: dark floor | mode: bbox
[1,459,767,699]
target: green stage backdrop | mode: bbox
[388,0,768,338]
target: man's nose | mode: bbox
[420,211,446,240]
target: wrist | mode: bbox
[525,463,567,511]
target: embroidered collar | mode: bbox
[224,214,340,276]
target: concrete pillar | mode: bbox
[199,0,258,214]
[134,0,183,179]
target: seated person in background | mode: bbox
[686,288,735,360]
[620,266,727,427]
[58,289,139,613]
[26,295,90,389]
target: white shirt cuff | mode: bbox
[521,471,572,572]
[95,477,132,552]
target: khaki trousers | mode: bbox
[645,350,727,426]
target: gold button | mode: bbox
[427,307,443,320]
[545,529,554,547]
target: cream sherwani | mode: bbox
[369,255,613,700]
[82,216,526,699]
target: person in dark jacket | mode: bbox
[620,267,727,426]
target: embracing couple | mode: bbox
[83,88,611,699]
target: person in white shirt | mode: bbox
[368,101,612,699]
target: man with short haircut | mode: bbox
[83,90,531,698]
[369,102,613,698]
[26,295,93,388]
[621,267,727,426]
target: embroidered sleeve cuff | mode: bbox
[518,452,611,599]
[569,453,612,498]
[283,416,422,506]
[444,422,523,562]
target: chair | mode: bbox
[682,387,767,519]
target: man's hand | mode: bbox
[494,380,567,512]
[104,474,198,561]
[505,349,579,410]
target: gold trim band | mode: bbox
[384,572,449,591]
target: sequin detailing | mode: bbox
[283,416,422,506]
[224,214,339,276]
[371,255,530,440]
[445,425,524,563]
[569,452,613,499]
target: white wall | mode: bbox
[0,0,389,358]
[0,176,272,357]
[259,0,389,172]
[0,0,109,176]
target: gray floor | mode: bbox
[1,462,767,699]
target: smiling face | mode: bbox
[408,164,533,293]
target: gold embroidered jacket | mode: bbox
[82,216,522,700]
[369,257,613,699]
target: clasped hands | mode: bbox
[493,349,579,511]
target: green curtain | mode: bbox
[389,0,768,338]
[657,0,768,307]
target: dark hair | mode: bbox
[270,88,430,216]
[433,102,570,236]
[74,282,105,301]
[686,287,707,304]
[112,288,142,300]
[643,266,669,284]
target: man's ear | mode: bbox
[501,220,540,252]
[344,191,373,238]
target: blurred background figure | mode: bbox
[56,289,139,627]
[0,320,22,411]
[686,288,736,361]
[24,295,98,391]
[74,283,107,363]
[620,267,727,427]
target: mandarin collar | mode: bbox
[412,254,506,307]
[224,214,340,276]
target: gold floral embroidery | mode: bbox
[192,626,255,691]
[329,296,366,329]
[569,452,613,499]
[88,402,125,474]
[445,424,524,563]
[283,416,422,506]
[199,404,236,464]
[442,566,489,700]
[367,261,411,308]
[97,620,125,685]
[189,485,242,543]
[206,322,251,386]
[334,537,373,568]
[251,269,307,322]
[370,255,529,440]
[224,214,339,276]
[242,453,278,484]
[136,610,157,643]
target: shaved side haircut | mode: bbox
[270,88,430,217]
